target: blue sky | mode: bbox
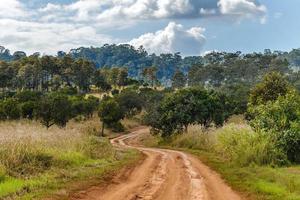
[0,0,299,56]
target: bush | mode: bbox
[1,98,21,120]
[20,101,37,119]
[15,91,42,103]
[249,90,300,163]
[116,90,143,117]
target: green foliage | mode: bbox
[0,98,20,120]
[20,101,36,119]
[248,72,300,163]
[14,91,42,103]
[36,94,72,128]
[249,91,300,163]
[171,70,186,88]
[98,99,125,132]
[116,90,143,117]
[148,87,229,137]
[249,72,291,106]
[93,69,111,92]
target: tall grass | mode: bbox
[0,117,117,197]
[168,120,286,166]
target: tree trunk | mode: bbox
[101,122,105,137]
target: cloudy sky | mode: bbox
[0,0,299,56]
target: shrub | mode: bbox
[20,101,36,119]
[116,90,143,117]
[15,91,42,103]
[1,98,20,120]
[249,90,300,163]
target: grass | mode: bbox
[0,117,141,199]
[146,117,300,200]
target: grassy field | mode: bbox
[0,118,141,199]
[144,118,300,200]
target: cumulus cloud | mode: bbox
[38,0,267,23]
[129,22,206,55]
[0,0,268,54]
[218,0,267,23]
[0,0,28,18]
[0,19,115,55]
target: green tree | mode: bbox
[93,70,111,92]
[249,90,300,163]
[149,88,226,137]
[98,99,124,136]
[249,72,291,106]
[117,68,129,88]
[172,70,186,88]
[36,94,72,129]
[116,90,143,117]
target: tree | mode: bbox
[249,90,300,163]
[116,90,143,117]
[249,72,291,106]
[36,94,72,129]
[71,59,96,92]
[149,88,227,137]
[117,68,129,88]
[172,70,186,88]
[98,99,124,136]
[93,70,111,92]
[142,66,158,87]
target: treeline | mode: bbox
[1,45,300,87]
[0,90,99,128]
[0,54,138,93]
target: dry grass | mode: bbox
[0,117,116,178]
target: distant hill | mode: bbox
[1,44,299,83]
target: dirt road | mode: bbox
[71,127,243,200]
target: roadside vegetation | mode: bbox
[0,118,140,199]
[141,72,300,200]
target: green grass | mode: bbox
[183,149,300,200]
[18,149,141,200]
[0,148,141,200]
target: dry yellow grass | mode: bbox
[0,117,101,148]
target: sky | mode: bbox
[0,0,299,56]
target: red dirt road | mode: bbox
[71,127,243,200]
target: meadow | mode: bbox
[0,118,140,199]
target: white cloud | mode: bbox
[0,0,28,18]
[0,0,268,55]
[218,0,267,23]
[129,22,206,55]
[37,0,267,24]
[0,19,115,55]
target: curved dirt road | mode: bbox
[71,127,243,200]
